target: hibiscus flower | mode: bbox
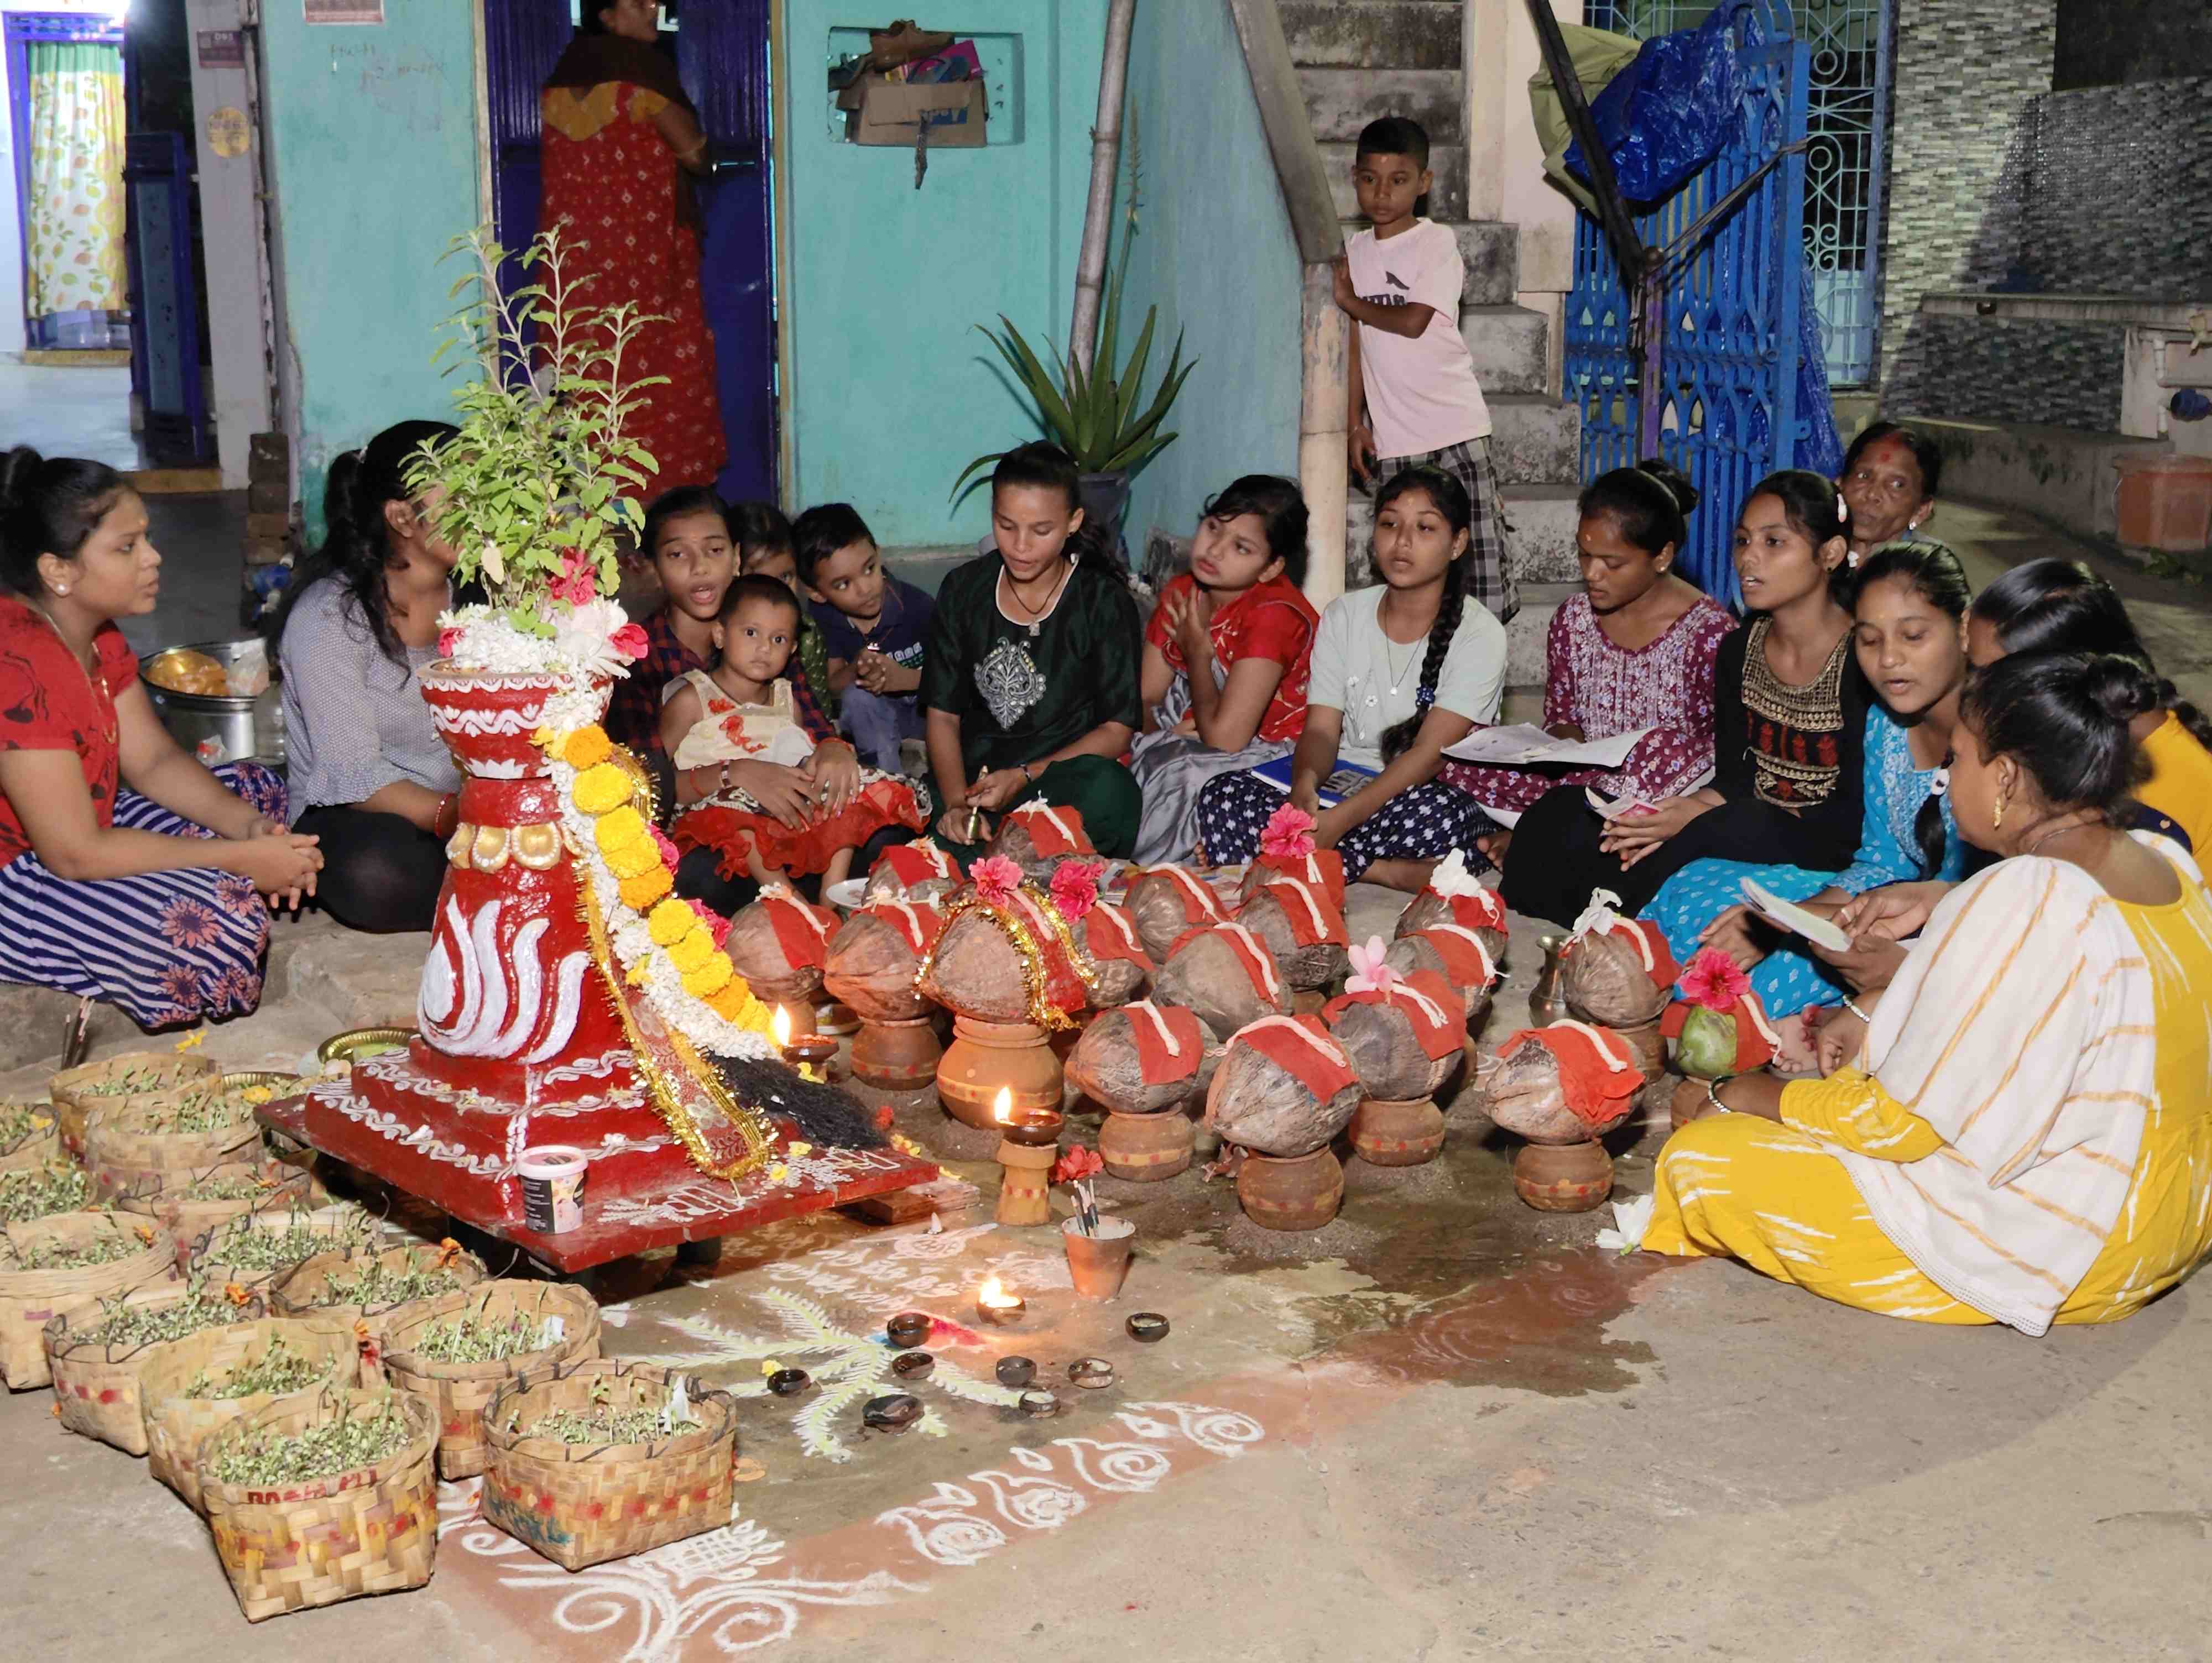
[1260,803,1317,859]
[971,854,1023,904]
[1679,945,1751,1011]
[549,547,597,609]
[1048,859,1102,921]
[609,621,649,663]
[1053,1145,1104,1185]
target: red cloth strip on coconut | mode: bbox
[1418,924,1499,991]
[1433,886,1507,934]
[1253,847,1347,908]
[1083,903,1154,969]
[1122,1000,1208,1085]
[1002,888,1093,1014]
[1256,876,1348,947]
[1165,921,1284,1007]
[1660,991,1782,1071]
[761,891,839,969]
[1495,1021,1644,1125]
[874,840,962,887]
[1151,864,1227,923]
[863,900,947,957]
[1324,969,1463,1061]
[1584,914,1679,991]
[1005,803,1093,857]
[1234,1013,1359,1104]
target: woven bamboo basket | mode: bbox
[0,1211,176,1389]
[0,1104,60,1174]
[482,1358,738,1570]
[118,1155,322,1275]
[191,1204,382,1291]
[49,1053,221,1160]
[43,1281,260,1454]
[200,1385,440,1622]
[378,1282,602,1478]
[139,1316,362,1512]
[271,1241,489,1336]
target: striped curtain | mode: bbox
[25,39,127,322]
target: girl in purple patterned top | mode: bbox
[1443,461,1735,859]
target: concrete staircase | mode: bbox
[1281,0,1582,695]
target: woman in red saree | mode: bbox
[540,0,726,493]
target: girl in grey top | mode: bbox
[269,420,461,932]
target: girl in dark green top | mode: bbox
[919,443,1144,859]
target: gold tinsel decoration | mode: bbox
[911,880,1099,1033]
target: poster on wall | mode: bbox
[304,0,384,22]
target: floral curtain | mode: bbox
[24,40,127,321]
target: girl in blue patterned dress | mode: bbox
[1641,543,1975,1037]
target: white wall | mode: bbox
[183,0,263,484]
[0,0,122,356]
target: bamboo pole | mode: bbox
[1069,0,1138,372]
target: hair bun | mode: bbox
[0,447,45,514]
[2080,653,2162,724]
[1632,457,1698,517]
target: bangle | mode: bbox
[1841,997,1871,1022]
[1019,762,1035,783]
[1704,1075,1734,1115]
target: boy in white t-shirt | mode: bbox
[1334,116,1518,621]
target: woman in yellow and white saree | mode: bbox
[1630,651,2212,1332]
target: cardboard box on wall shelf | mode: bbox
[853,79,987,147]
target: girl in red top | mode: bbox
[1131,476,1321,864]
[0,451,322,1027]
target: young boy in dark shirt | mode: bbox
[793,503,937,774]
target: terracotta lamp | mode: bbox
[772,1005,839,1081]
[992,1086,1061,1228]
[975,1273,1026,1325]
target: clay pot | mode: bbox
[1512,1140,1612,1212]
[937,1016,1063,1129]
[1099,1109,1194,1181]
[1062,1216,1135,1299]
[1235,1147,1343,1232]
[1613,1015,1666,1084]
[993,1137,1057,1227]
[1349,1096,1445,1167]
[851,1017,942,1092]
[1291,989,1327,1016]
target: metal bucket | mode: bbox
[140,639,285,768]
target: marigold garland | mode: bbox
[571,762,632,814]
[561,726,613,770]
[666,932,715,974]
[912,879,1099,1032]
[619,867,674,910]
[594,805,649,854]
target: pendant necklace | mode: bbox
[1381,633,1421,700]
[30,599,116,745]
[1000,563,1073,639]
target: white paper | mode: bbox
[1442,723,1653,770]
[1585,786,1660,821]
[1740,878,1855,953]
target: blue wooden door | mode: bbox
[482,0,778,500]
[1564,1,1814,603]
[123,131,210,466]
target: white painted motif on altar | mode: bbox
[420,897,589,1060]
[593,1150,919,1232]
[309,1078,671,1177]
[428,702,545,737]
[356,1048,649,1116]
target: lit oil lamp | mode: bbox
[991,1085,1060,1227]
[975,1273,1026,1326]
[773,1003,838,1080]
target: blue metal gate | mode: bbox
[1563,1,1812,600]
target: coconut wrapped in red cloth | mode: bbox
[1485,1021,1644,1144]
[724,887,842,1003]
[1042,859,1150,1006]
[1558,888,1677,1028]
[985,802,1094,883]
[1204,1013,1363,1157]
[1392,848,1508,961]
[914,857,1093,1028]
[824,900,947,1023]
[1234,804,1348,909]
[1235,875,1350,992]
[862,839,964,905]
[1383,922,1500,1021]
[1067,1000,1218,1116]
[1323,949,1465,1101]
[1660,947,1783,1076]
[1151,921,1292,1041]
[1125,864,1229,962]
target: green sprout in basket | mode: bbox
[209,1394,412,1487]
[317,1256,469,1310]
[0,1164,93,1225]
[72,1292,236,1351]
[75,1065,171,1099]
[186,1333,331,1402]
[408,1309,562,1365]
[0,1103,53,1153]
[514,1373,697,1445]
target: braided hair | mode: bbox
[1854,540,1971,878]
[1374,464,1473,763]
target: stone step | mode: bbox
[1502,483,1584,584]
[1324,142,1466,221]
[1504,582,1581,689]
[1487,394,1580,485]
[1339,217,1519,307]
[1298,66,1464,145]
[1460,304,1548,395]
[1281,0,1463,69]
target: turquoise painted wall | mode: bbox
[1115,0,1303,563]
[781,0,1108,543]
[260,0,483,532]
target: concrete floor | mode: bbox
[1,497,2209,1659]
[1,359,145,472]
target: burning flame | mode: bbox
[771,1005,793,1049]
[992,1086,1013,1125]
[978,1275,1018,1309]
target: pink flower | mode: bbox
[971,854,1022,904]
[1344,933,1401,996]
[1260,803,1317,860]
[649,825,681,871]
[1679,945,1750,1012]
[1053,1145,1104,1185]
[549,547,598,609]
[684,896,733,948]
[1048,859,1102,922]
[437,626,463,658]
[609,621,649,663]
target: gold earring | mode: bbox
[1993,797,2005,831]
